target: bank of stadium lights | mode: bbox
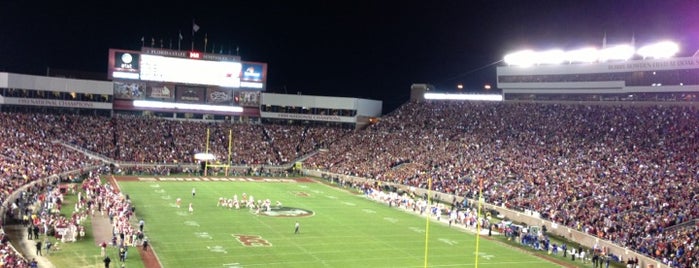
[133,100,244,113]
[423,93,503,101]
[597,44,635,62]
[503,41,679,66]
[637,41,679,59]
[565,47,599,63]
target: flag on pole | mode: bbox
[193,21,200,33]
[178,30,183,50]
[191,19,199,51]
[204,33,208,53]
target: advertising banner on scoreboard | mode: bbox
[108,49,141,80]
[113,81,146,100]
[241,63,265,82]
[206,88,233,104]
[234,91,261,107]
[176,85,207,103]
[146,83,175,100]
[240,62,267,90]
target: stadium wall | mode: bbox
[0,72,112,95]
[302,169,670,268]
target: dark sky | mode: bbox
[1,0,698,113]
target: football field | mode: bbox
[117,177,562,268]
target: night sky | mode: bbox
[1,0,697,113]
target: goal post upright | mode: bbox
[205,128,210,176]
[226,129,232,176]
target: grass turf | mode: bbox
[116,178,565,268]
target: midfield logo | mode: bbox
[259,207,314,217]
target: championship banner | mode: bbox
[260,111,355,123]
[146,83,175,100]
[176,85,206,103]
[206,88,233,104]
[113,81,146,100]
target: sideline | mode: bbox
[107,175,163,268]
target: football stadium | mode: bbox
[1,38,698,268]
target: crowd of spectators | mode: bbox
[0,112,101,267]
[2,99,698,267]
[44,114,350,166]
[306,100,699,267]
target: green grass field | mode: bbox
[116,178,565,268]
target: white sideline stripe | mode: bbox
[155,248,518,263]
[169,253,551,267]
[136,177,302,182]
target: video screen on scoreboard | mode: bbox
[140,54,242,88]
[108,49,141,80]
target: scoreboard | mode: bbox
[108,48,267,90]
[108,48,266,107]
